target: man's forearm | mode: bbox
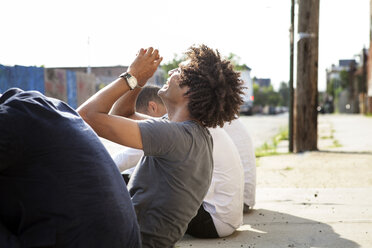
[76,48,162,148]
[109,87,142,117]
[78,48,162,119]
[78,77,130,114]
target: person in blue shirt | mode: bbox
[0,88,141,248]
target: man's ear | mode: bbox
[147,101,158,114]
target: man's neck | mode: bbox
[167,104,192,123]
[167,107,204,127]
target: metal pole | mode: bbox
[289,0,295,152]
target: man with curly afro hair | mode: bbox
[78,44,244,248]
[178,44,243,127]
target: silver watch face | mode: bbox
[127,76,137,89]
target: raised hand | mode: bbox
[127,47,163,87]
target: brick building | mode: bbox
[50,66,166,90]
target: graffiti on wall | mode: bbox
[44,69,67,102]
[76,72,96,107]
[1,64,98,109]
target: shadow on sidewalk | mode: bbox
[233,209,360,248]
[179,208,360,248]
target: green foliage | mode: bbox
[325,69,351,113]
[226,53,249,71]
[320,135,334,139]
[253,83,281,107]
[327,78,335,97]
[253,83,264,106]
[267,90,280,106]
[160,53,186,80]
[278,82,289,106]
[255,142,279,157]
[339,70,349,89]
[331,140,342,148]
[327,70,349,98]
[276,127,289,141]
[255,126,289,157]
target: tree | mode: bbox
[327,70,349,100]
[253,83,266,106]
[160,54,185,80]
[339,70,349,89]
[278,82,289,106]
[253,84,280,107]
[226,53,249,71]
[266,86,280,106]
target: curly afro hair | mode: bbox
[179,44,244,128]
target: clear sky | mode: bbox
[0,0,369,91]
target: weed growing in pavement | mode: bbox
[278,127,289,140]
[284,166,293,171]
[255,142,278,157]
[319,125,335,140]
[331,140,342,148]
[255,126,289,157]
[320,134,334,139]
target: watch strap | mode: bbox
[119,72,140,90]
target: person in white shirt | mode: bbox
[113,85,253,238]
[223,119,256,211]
[189,127,244,238]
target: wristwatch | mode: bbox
[119,72,140,90]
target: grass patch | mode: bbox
[366,113,372,118]
[320,125,335,139]
[274,127,289,143]
[320,135,334,139]
[255,142,278,157]
[327,139,342,148]
[255,126,289,157]
[255,149,281,157]
[332,140,342,148]
[283,166,293,171]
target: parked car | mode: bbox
[240,100,253,115]
[262,105,276,115]
[239,69,254,115]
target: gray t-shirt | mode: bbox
[128,118,213,248]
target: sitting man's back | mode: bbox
[129,115,213,246]
[0,88,141,248]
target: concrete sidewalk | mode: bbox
[176,115,372,248]
[177,188,372,248]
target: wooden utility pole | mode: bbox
[294,0,319,152]
[289,0,295,152]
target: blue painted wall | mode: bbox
[0,65,96,109]
[66,70,77,109]
[0,65,44,93]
